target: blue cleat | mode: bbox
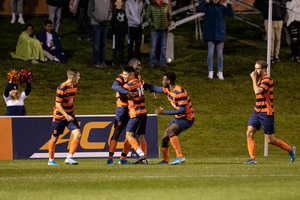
[171,157,185,165]
[48,160,58,166]
[244,158,257,164]
[157,160,170,164]
[107,158,114,165]
[65,157,78,165]
[289,146,296,163]
[118,159,132,164]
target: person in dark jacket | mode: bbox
[37,20,67,63]
[112,0,127,66]
[3,81,31,116]
[77,0,91,41]
[254,0,285,62]
[197,0,234,80]
[47,0,65,33]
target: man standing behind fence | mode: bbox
[146,0,172,69]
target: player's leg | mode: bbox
[48,121,66,165]
[139,135,147,156]
[65,119,81,165]
[245,111,261,164]
[167,123,185,165]
[126,131,145,157]
[135,115,148,164]
[157,132,170,164]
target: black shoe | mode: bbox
[134,155,147,164]
[136,159,148,165]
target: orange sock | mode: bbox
[121,139,131,160]
[140,142,147,155]
[48,140,56,159]
[109,140,118,159]
[170,136,183,158]
[247,138,256,160]
[69,139,80,155]
[128,138,140,151]
[275,139,292,152]
[162,147,170,162]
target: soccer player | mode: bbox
[245,60,296,164]
[144,71,194,165]
[107,58,147,165]
[48,68,81,166]
[122,66,148,164]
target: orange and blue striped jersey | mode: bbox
[254,74,274,115]
[123,78,147,118]
[52,81,77,122]
[163,85,194,121]
[113,74,143,107]
[115,73,128,107]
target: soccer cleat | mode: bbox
[157,160,170,164]
[118,159,132,165]
[134,155,147,164]
[65,157,78,165]
[244,158,257,164]
[107,158,114,165]
[136,159,148,164]
[171,157,185,165]
[289,146,296,163]
[48,160,58,166]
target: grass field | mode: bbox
[0,12,300,200]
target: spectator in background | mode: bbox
[37,20,67,63]
[11,24,45,64]
[3,80,31,116]
[47,0,64,33]
[88,0,112,68]
[285,0,300,62]
[10,0,25,24]
[197,0,234,80]
[254,0,285,63]
[77,0,91,41]
[126,0,145,61]
[112,0,127,67]
[146,0,172,68]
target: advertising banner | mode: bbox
[0,115,158,160]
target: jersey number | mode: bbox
[137,85,144,97]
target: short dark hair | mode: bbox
[128,58,140,67]
[45,19,53,26]
[164,71,176,84]
[123,66,135,73]
[67,68,79,78]
[256,60,268,69]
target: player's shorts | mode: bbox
[168,117,194,135]
[52,118,80,136]
[248,110,274,135]
[114,105,129,129]
[126,115,147,135]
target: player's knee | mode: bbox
[265,136,276,144]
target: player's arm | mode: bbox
[155,106,186,115]
[55,102,74,121]
[250,71,264,95]
[112,80,129,94]
[143,82,164,93]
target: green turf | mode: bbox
[0,158,299,200]
[0,14,300,199]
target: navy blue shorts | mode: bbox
[168,117,194,135]
[52,118,80,136]
[248,110,274,135]
[114,105,129,129]
[126,115,147,135]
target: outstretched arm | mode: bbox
[155,106,186,115]
[143,83,164,93]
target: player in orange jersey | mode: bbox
[122,66,148,164]
[144,71,194,165]
[108,58,147,165]
[48,68,81,166]
[245,60,295,164]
